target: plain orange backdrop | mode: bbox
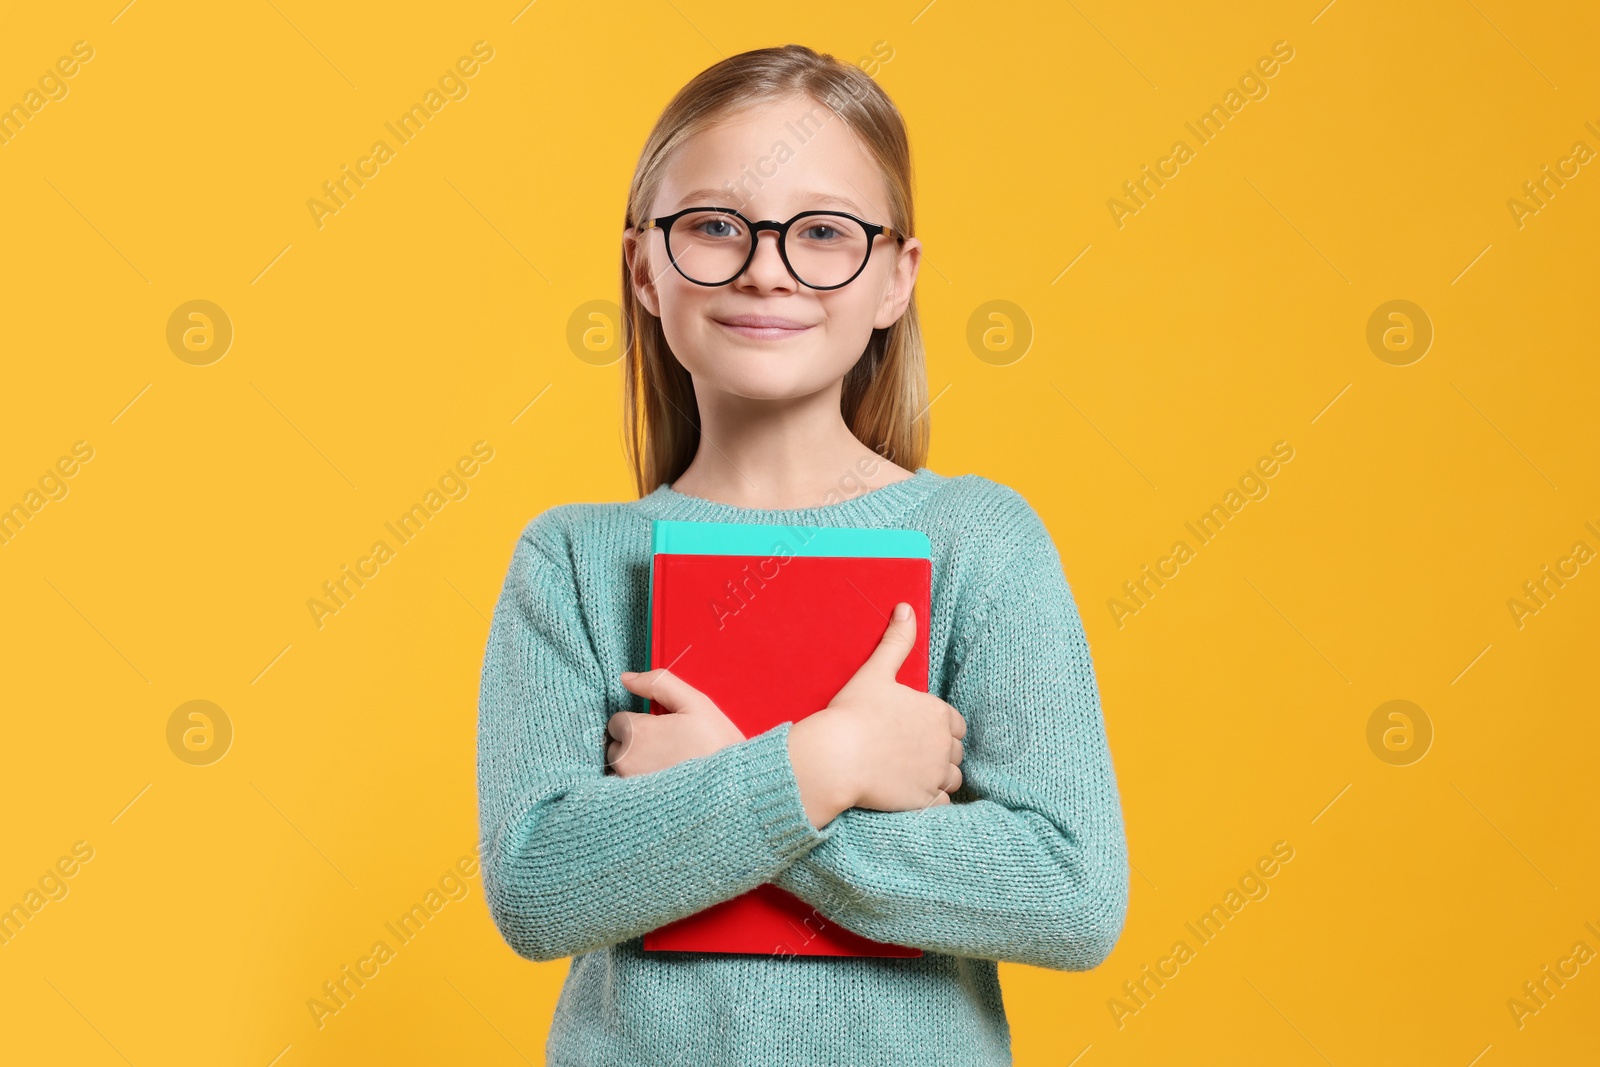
[1,2,1596,1064]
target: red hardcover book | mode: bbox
[641,518,931,957]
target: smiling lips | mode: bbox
[714,314,814,340]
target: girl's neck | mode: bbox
[670,388,914,510]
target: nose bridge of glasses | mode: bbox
[744,220,791,270]
[748,218,788,246]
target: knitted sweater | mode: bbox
[476,466,1129,1067]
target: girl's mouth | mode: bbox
[714,316,814,341]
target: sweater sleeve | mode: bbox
[476,520,834,963]
[770,520,1130,971]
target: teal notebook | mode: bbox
[646,520,933,644]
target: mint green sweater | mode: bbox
[476,467,1129,1066]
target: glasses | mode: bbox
[634,205,904,290]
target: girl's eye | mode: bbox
[801,224,840,241]
[695,218,740,239]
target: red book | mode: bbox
[641,518,932,957]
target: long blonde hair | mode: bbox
[620,43,929,498]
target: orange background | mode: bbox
[1,1,1596,1064]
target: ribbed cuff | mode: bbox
[733,720,833,871]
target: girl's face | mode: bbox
[626,94,921,403]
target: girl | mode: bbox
[477,43,1128,1067]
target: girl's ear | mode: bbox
[624,228,663,318]
[873,237,922,330]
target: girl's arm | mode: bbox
[476,518,833,963]
[771,508,1131,972]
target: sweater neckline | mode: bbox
[636,466,944,526]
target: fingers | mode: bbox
[859,602,917,681]
[607,709,642,742]
[919,767,963,811]
[947,704,967,740]
[618,667,705,714]
[949,736,963,766]
[606,710,641,768]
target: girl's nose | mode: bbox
[734,231,797,291]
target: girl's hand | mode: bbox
[816,603,967,813]
[608,669,746,777]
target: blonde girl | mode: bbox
[477,42,1128,1067]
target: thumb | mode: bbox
[857,602,917,681]
[619,668,711,714]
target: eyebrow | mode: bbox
[673,188,867,214]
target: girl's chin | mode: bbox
[699,373,834,403]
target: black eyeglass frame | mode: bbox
[633,205,905,290]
